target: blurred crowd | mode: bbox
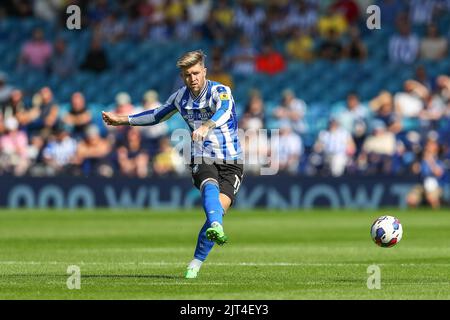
[2,0,450,77]
[1,0,448,75]
[0,85,186,178]
[0,0,450,207]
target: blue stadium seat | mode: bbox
[330,101,347,114]
[266,118,280,130]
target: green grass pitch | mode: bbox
[0,208,449,299]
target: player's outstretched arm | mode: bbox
[102,111,130,126]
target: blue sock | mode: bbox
[194,220,215,261]
[202,182,223,226]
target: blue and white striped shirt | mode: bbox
[128,80,242,161]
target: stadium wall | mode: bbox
[1,176,448,210]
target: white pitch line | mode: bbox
[1,261,450,267]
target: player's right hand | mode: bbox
[102,111,129,126]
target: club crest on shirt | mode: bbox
[219,93,229,100]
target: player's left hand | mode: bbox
[192,125,210,142]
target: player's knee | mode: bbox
[200,178,219,193]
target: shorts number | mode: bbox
[233,175,241,194]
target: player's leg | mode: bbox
[425,188,442,209]
[204,162,244,245]
[186,162,224,278]
[406,185,423,208]
[186,220,214,279]
[201,178,226,227]
[217,163,244,211]
[219,193,232,212]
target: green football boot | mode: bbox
[184,266,200,279]
[206,222,228,245]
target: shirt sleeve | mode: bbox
[210,85,233,127]
[128,92,178,126]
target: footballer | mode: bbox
[102,50,244,279]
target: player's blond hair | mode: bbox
[176,50,206,69]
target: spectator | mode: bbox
[113,92,135,115]
[370,91,403,134]
[394,80,429,118]
[234,0,266,41]
[312,118,355,177]
[287,0,318,35]
[228,35,257,75]
[213,0,234,31]
[407,137,446,209]
[63,92,92,140]
[107,92,135,142]
[138,0,164,24]
[0,72,14,107]
[317,6,348,38]
[419,24,448,61]
[146,17,170,42]
[18,28,53,71]
[388,21,420,64]
[414,65,433,90]
[164,0,184,22]
[0,89,33,133]
[419,93,446,136]
[80,37,109,73]
[174,8,196,41]
[133,90,169,155]
[72,124,112,177]
[240,92,268,175]
[285,29,315,62]
[418,74,449,134]
[200,10,226,43]
[272,123,303,175]
[42,126,78,175]
[116,127,150,178]
[187,0,212,28]
[273,89,308,135]
[255,41,286,75]
[330,0,360,26]
[27,134,46,176]
[124,6,147,41]
[97,12,126,44]
[0,117,29,176]
[262,3,290,40]
[33,0,63,23]
[358,120,396,174]
[240,89,265,130]
[407,0,437,26]
[436,75,450,104]
[207,58,234,89]
[241,124,270,175]
[318,28,344,61]
[50,38,76,78]
[140,90,161,111]
[153,136,185,176]
[28,87,59,138]
[343,26,367,61]
[334,93,368,151]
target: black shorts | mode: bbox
[190,159,244,205]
